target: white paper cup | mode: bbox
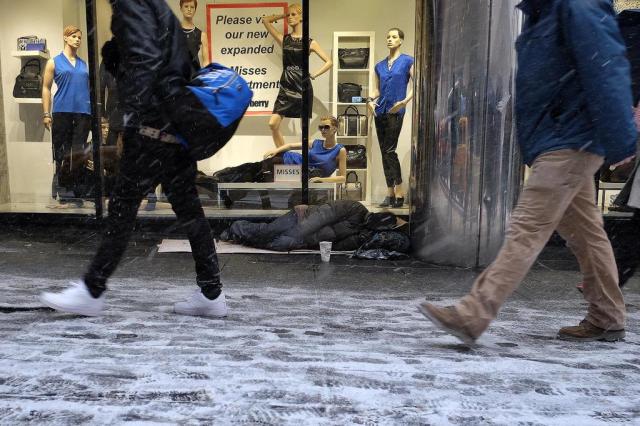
[319,241,332,262]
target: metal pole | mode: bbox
[301,1,310,204]
[85,0,104,222]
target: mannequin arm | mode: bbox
[309,40,332,79]
[404,64,415,104]
[310,148,347,183]
[200,31,210,65]
[262,13,285,47]
[42,59,55,130]
[367,72,380,116]
[264,142,303,159]
[388,64,415,114]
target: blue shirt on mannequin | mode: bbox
[52,53,91,115]
[283,139,344,177]
[374,53,414,115]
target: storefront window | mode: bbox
[0,0,417,219]
[0,0,95,215]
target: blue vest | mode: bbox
[283,139,344,177]
[52,53,91,114]
[375,53,414,115]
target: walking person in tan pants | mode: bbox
[419,0,637,344]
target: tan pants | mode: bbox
[456,149,626,337]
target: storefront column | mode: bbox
[0,52,9,205]
[410,0,522,268]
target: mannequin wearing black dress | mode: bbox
[273,34,314,118]
[263,4,332,147]
[180,0,209,69]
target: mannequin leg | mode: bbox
[51,113,74,204]
[269,114,285,148]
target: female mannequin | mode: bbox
[196,116,346,208]
[42,25,91,208]
[367,28,414,208]
[264,115,347,183]
[180,0,209,69]
[263,3,332,148]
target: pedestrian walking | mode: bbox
[419,0,637,343]
[40,0,229,317]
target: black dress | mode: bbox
[273,34,313,118]
[183,27,203,69]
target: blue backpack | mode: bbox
[170,63,253,160]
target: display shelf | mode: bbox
[15,98,42,104]
[333,31,375,203]
[12,50,50,59]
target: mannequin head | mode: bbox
[319,116,338,139]
[63,25,82,51]
[180,0,197,20]
[386,28,404,50]
[287,3,303,27]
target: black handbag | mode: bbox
[345,145,367,169]
[338,82,362,103]
[341,171,363,201]
[338,48,370,69]
[13,59,42,98]
[338,106,368,137]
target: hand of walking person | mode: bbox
[43,116,52,131]
[610,155,636,170]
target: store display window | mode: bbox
[0,0,418,219]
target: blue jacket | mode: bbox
[515,0,637,165]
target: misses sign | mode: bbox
[274,164,301,182]
[207,2,288,116]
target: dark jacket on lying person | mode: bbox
[224,200,371,251]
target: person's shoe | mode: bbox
[418,302,476,345]
[174,290,228,317]
[40,281,105,317]
[576,282,584,293]
[557,320,625,342]
[393,197,405,208]
[378,196,395,208]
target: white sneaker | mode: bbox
[174,290,228,317]
[40,281,105,317]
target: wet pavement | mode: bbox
[0,225,639,424]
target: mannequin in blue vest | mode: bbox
[42,25,91,208]
[367,28,414,209]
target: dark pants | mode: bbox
[375,113,404,188]
[229,211,302,251]
[84,130,221,299]
[51,113,91,200]
[610,209,640,287]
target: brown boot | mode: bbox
[418,302,477,345]
[557,320,625,342]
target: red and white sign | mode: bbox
[207,2,288,115]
